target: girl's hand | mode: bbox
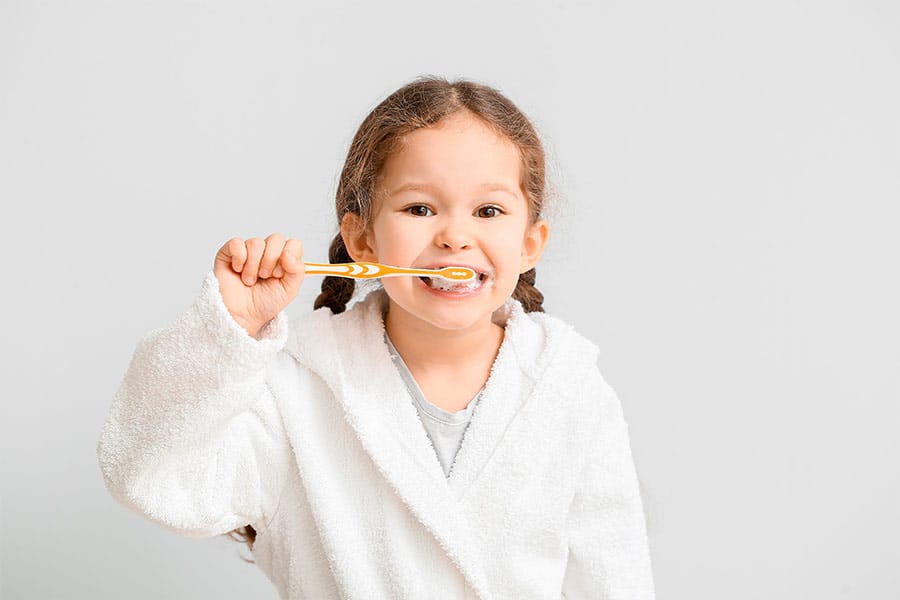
[213,234,305,337]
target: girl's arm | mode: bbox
[96,271,292,539]
[562,375,656,599]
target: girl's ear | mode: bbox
[341,212,377,262]
[520,219,550,273]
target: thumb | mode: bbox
[280,241,305,289]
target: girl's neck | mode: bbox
[383,304,504,373]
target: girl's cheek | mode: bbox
[381,277,412,298]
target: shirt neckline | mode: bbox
[383,332,482,424]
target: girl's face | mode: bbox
[343,111,548,333]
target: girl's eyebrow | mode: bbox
[388,181,519,197]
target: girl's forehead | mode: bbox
[380,120,521,190]
[402,113,513,150]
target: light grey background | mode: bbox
[2,0,897,598]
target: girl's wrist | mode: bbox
[229,312,266,339]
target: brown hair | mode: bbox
[228,75,551,557]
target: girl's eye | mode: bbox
[476,205,503,218]
[406,205,434,217]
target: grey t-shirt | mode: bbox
[384,333,482,478]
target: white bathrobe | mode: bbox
[97,271,655,599]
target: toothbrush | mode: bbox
[303,262,476,281]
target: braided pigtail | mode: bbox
[513,267,544,313]
[313,233,356,314]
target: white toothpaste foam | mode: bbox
[425,273,489,292]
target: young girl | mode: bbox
[97,76,655,599]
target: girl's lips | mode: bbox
[416,272,490,298]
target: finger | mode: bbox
[258,233,286,279]
[280,239,305,289]
[272,264,284,278]
[215,237,247,273]
[281,239,304,274]
[242,237,266,285]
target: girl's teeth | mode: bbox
[422,274,484,292]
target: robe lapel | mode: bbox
[452,313,586,520]
[445,299,546,500]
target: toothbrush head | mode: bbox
[432,266,477,281]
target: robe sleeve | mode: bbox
[96,270,293,539]
[562,374,656,599]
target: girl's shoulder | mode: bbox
[508,305,619,418]
[503,301,600,370]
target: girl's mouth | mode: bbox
[418,271,489,293]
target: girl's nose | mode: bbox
[434,218,472,250]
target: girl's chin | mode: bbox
[384,295,501,333]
